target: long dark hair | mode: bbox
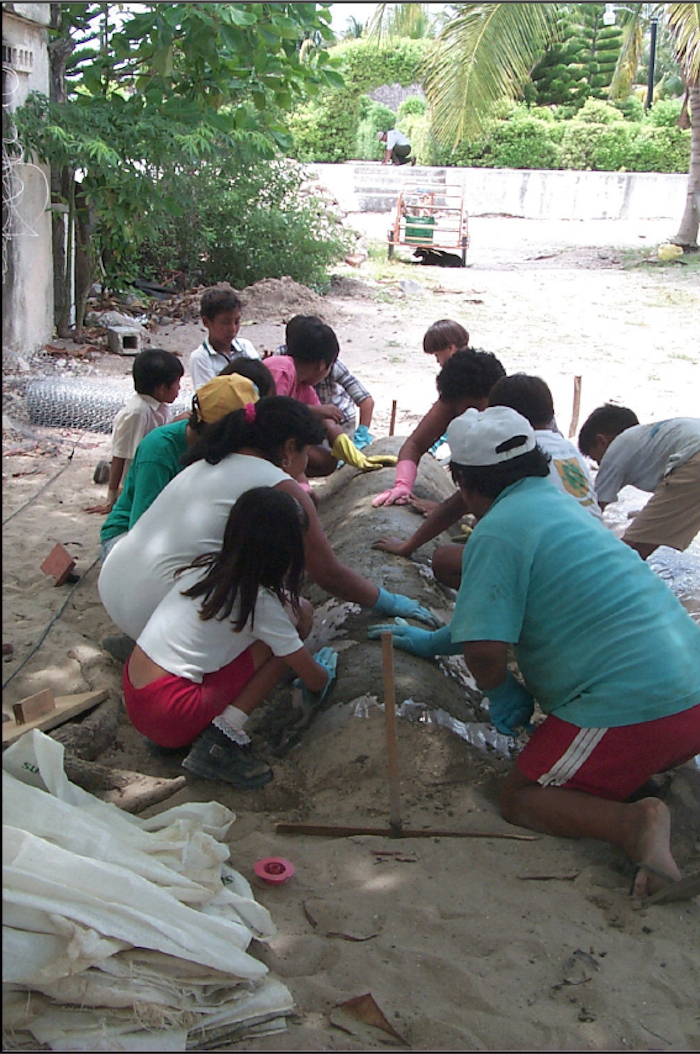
[182,395,325,467]
[180,488,308,630]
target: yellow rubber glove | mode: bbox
[331,433,398,472]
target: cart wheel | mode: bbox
[387,243,394,261]
[461,235,468,268]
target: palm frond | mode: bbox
[423,3,560,145]
[664,3,700,84]
[367,3,436,43]
[609,7,644,100]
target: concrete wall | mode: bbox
[310,162,688,221]
[2,3,53,360]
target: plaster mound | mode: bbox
[249,439,492,761]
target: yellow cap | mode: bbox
[194,374,258,423]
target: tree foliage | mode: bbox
[13,3,341,329]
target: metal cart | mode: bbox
[387,180,469,266]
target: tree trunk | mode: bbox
[73,187,97,340]
[673,85,700,248]
[49,4,76,335]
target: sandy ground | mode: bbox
[2,215,700,1052]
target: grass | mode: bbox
[621,245,700,276]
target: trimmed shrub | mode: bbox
[398,95,428,118]
[647,97,683,127]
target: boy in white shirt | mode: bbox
[579,405,700,559]
[86,348,183,515]
[189,284,259,389]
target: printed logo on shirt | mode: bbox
[554,458,590,499]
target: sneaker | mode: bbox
[410,156,416,166]
[182,725,273,789]
[102,634,136,663]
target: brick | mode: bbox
[40,543,76,586]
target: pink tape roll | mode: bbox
[253,857,295,885]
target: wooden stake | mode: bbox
[382,631,402,836]
[389,400,397,437]
[568,376,582,438]
[275,822,538,840]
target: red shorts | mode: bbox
[123,649,256,748]
[517,704,700,801]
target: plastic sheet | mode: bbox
[352,694,516,759]
[2,731,293,1052]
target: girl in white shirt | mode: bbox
[123,486,335,789]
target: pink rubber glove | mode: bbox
[372,459,418,507]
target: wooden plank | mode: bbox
[13,688,55,725]
[2,690,108,745]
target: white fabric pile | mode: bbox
[2,731,293,1051]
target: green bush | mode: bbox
[288,90,361,162]
[289,38,428,164]
[631,125,691,172]
[576,98,626,123]
[355,98,396,160]
[647,97,683,127]
[615,96,644,122]
[399,110,439,165]
[559,121,630,169]
[134,160,351,292]
[398,95,427,118]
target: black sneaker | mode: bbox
[102,634,136,663]
[182,725,273,789]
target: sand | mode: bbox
[2,215,699,1051]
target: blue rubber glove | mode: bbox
[293,646,338,705]
[485,672,534,736]
[372,587,441,628]
[367,618,461,659]
[353,425,374,451]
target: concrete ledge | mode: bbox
[309,162,687,221]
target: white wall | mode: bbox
[2,4,53,360]
[309,162,688,221]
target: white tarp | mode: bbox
[2,731,294,1051]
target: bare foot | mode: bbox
[624,798,682,896]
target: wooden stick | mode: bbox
[275,822,537,841]
[389,400,397,436]
[382,632,402,836]
[568,375,582,438]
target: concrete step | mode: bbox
[352,164,449,211]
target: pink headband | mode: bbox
[244,402,256,423]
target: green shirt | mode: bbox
[450,476,700,728]
[101,421,188,543]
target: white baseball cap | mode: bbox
[447,406,535,466]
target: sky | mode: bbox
[328,3,380,35]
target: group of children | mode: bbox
[90,285,700,899]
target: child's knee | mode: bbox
[432,544,463,589]
[296,598,314,639]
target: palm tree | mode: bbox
[374,3,700,247]
[368,2,441,41]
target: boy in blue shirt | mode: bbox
[371,407,700,900]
